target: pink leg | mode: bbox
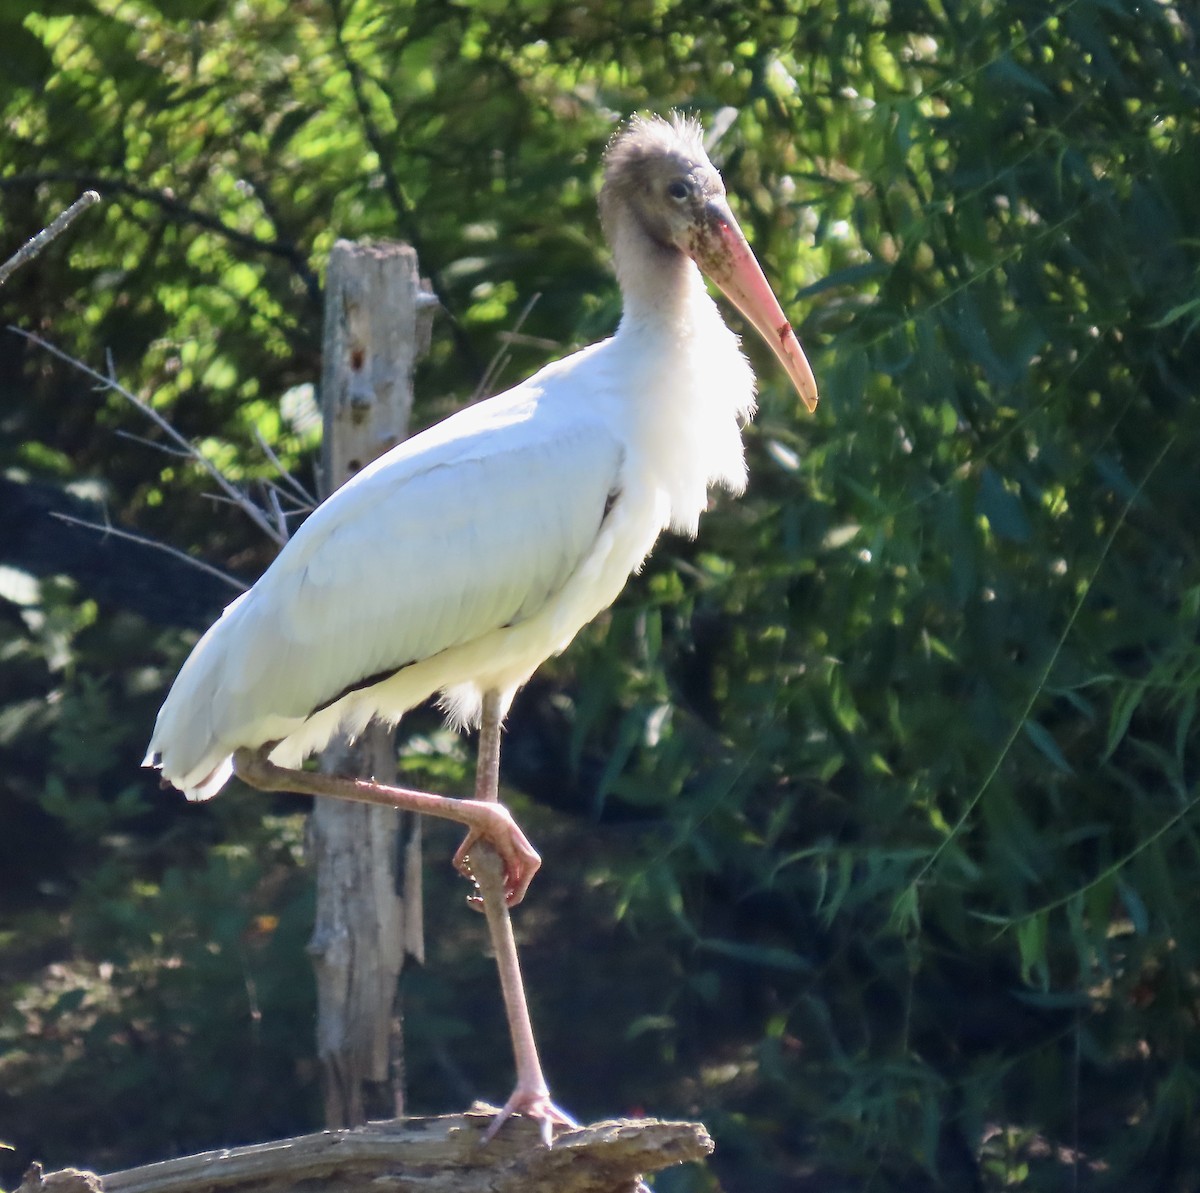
[231,746,541,906]
[457,691,577,1146]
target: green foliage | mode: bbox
[2,0,1199,1190]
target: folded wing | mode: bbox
[148,393,624,794]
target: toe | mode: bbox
[480,1088,578,1146]
[455,805,541,908]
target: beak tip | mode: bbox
[791,361,819,415]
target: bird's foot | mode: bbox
[452,805,542,907]
[481,1085,579,1147]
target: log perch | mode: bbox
[19,1113,712,1193]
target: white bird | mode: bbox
[145,113,818,1142]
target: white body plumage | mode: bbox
[146,266,755,799]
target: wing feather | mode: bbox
[258,433,620,714]
[150,384,624,789]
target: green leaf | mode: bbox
[1151,297,1200,336]
[889,884,921,937]
[696,937,812,973]
[1024,720,1074,775]
[794,260,888,300]
[1103,682,1144,761]
[1117,878,1149,937]
[977,467,1031,544]
[988,55,1053,99]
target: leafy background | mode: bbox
[1,1,1198,1189]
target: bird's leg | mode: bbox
[458,691,577,1146]
[231,746,540,906]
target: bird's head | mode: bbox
[600,113,818,413]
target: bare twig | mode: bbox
[254,427,317,506]
[496,331,563,352]
[0,190,100,286]
[114,429,198,458]
[265,484,288,540]
[201,489,299,526]
[472,293,542,403]
[50,512,246,593]
[10,327,286,547]
[0,173,319,305]
[261,478,313,513]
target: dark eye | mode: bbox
[667,180,690,201]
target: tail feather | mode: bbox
[182,757,234,801]
[143,744,232,802]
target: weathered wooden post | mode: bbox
[311,240,436,1126]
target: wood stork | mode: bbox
[145,113,818,1143]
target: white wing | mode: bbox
[149,370,625,793]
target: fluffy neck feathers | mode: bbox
[606,231,756,537]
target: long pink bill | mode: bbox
[691,200,819,413]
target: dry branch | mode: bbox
[22,1115,711,1193]
[47,512,245,592]
[0,173,318,303]
[9,328,287,548]
[0,190,99,286]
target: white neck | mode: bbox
[601,212,757,538]
[607,212,704,328]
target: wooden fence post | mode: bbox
[311,240,436,1126]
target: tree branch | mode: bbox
[49,512,246,593]
[0,190,100,286]
[20,1114,711,1193]
[9,328,288,547]
[0,174,319,306]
